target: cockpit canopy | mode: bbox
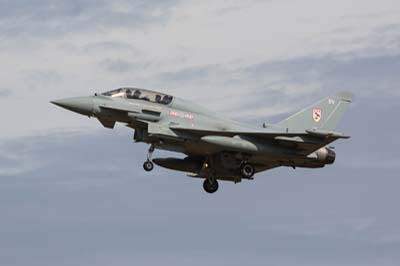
[101,88,173,105]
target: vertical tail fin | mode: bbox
[276,91,353,131]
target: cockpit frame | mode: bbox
[102,88,173,105]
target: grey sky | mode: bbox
[1,0,400,265]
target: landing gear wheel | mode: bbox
[240,163,255,179]
[143,160,154,172]
[203,179,219,193]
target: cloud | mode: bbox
[82,41,139,55]
[0,89,12,98]
[242,53,400,100]
[0,0,181,40]
[21,70,64,92]
[142,52,400,124]
[99,58,135,73]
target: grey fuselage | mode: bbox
[52,88,351,182]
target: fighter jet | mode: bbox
[51,88,353,193]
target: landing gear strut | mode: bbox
[143,144,155,172]
[203,174,219,193]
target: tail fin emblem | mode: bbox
[313,108,322,122]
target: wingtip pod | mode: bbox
[335,91,353,102]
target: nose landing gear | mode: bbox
[143,144,155,172]
[143,160,154,172]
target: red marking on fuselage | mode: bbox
[169,111,180,117]
[169,111,194,120]
[184,113,194,120]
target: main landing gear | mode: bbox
[202,162,255,194]
[143,144,155,172]
[203,176,219,194]
[240,162,255,179]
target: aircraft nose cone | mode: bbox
[51,97,94,116]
